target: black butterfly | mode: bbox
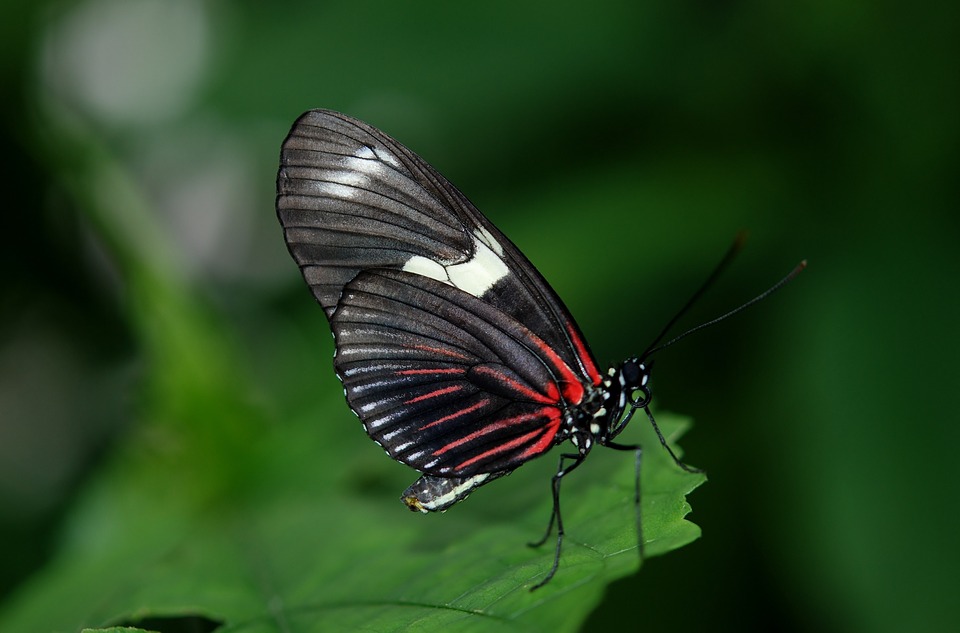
[276,109,802,589]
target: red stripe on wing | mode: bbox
[396,368,465,376]
[404,384,464,404]
[410,344,472,360]
[431,413,534,455]
[451,410,562,471]
[527,336,585,404]
[566,322,602,386]
[420,398,491,430]
[470,365,558,405]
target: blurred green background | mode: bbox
[1,0,957,631]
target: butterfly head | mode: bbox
[584,357,652,444]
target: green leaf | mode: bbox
[1,408,702,633]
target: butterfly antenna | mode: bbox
[641,232,748,359]
[646,258,807,357]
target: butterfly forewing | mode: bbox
[276,109,602,387]
[332,269,570,476]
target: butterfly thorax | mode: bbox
[566,357,650,452]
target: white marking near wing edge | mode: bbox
[373,146,402,169]
[312,182,356,199]
[414,474,491,512]
[365,408,406,430]
[402,256,447,281]
[474,225,505,256]
[315,146,390,200]
[402,230,510,298]
[342,153,385,182]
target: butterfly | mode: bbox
[275,109,803,589]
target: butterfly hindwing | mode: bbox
[332,268,577,476]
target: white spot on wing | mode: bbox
[316,146,391,199]
[381,427,406,443]
[339,346,395,358]
[402,256,447,281]
[373,146,402,169]
[342,156,382,180]
[325,169,369,188]
[401,230,510,298]
[474,225,505,256]
[341,363,398,377]
[359,400,384,413]
[350,379,395,395]
[312,182,356,199]
[421,474,491,510]
[365,408,405,430]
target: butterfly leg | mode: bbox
[529,451,586,591]
[643,406,704,474]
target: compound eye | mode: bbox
[620,359,642,387]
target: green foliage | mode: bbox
[0,109,704,633]
[6,2,957,631]
[1,408,702,632]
